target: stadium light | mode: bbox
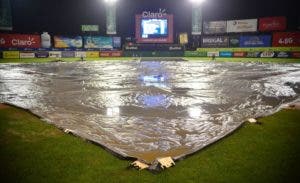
[104,0,118,4]
[190,0,206,4]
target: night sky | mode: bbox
[8,0,299,36]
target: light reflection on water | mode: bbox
[0,61,300,162]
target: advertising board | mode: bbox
[179,33,188,44]
[226,19,257,33]
[239,35,271,47]
[35,51,49,58]
[201,36,229,48]
[61,51,75,58]
[259,16,286,32]
[0,34,41,48]
[54,36,83,48]
[207,51,219,57]
[184,51,207,57]
[81,25,99,32]
[203,21,226,34]
[260,51,275,58]
[246,52,261,58]
[219,51,232,57]
[86,51,99,58]
[229,36,240,47]
[135,13,174,43]
[20,52,35,58]
[272,32,300,47]
[112,37,121,48]
[3,51,19,58]
[275,51,291,58]
[292,52,300,58]
[84,36,113,49]
[100,51,122,57]
[233,52,247,57]
[75,51,86,58]
[49,51,62,58]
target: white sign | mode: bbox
[207,51,219,57]
[142,9,167,18]
[20,52,35,58]
[226,19,257,33]
[75,51,86,58]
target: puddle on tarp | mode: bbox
[0,61,300,163]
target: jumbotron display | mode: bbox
[136,12,173,43]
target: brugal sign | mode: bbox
[142,9,167,18]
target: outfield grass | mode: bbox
[0,104,300,183]
[1,57,300,64]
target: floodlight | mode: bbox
[104,0,118,4]
[189,0,206,4]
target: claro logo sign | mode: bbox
[142,9,167,18]
[0,34,41,48]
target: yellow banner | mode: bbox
[179,33,188,45]
[86,51,99,58]
[3,51,20,58]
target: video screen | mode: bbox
[141,19,168,38]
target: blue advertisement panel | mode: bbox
[35,51,49,58]
[219,51,233,57]
[112,37,121,48]
[84,36,113,49]
[239,35,271,47]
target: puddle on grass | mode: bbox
[0,61,300,162]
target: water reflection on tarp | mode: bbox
[0,61,300,162]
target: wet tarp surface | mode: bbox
[0,61,299,162]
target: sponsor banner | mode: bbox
[86,51,99,58]
[81,25,99,32]
[192,6,202,35]
[84,36,113,49]
[201,36,229,48]
[3,51,19,58]
[49,51,62,58]
[240,35,271,47]
[124,44,183,51]
[0,34,41,48]
[75,51,86,58]
[229,36,240,47]
[246,52,261,58]
[54,36,83,48]
[20,52,35,58]
[61,51,75,58]
[112,37,121,48]
[219,51,232,57]
[0,0,13,30]
[260,51,275,58]
[226,19,257,33]
[203,21,226,34]
[272,32,300,47]
[184,51,207,57]
[100,51,122,57]
[35,51,49,58]
[275,51,291,58]
[259,16,286,32]
[179,33,188,44]
[233,52,247,57]
[292,52,300,58]
[106,3,117,34]
[207,51,219,57]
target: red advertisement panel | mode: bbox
[100,51,122,57]
[233,52,246,57]
[272,32,300,47]
[259,16,286,32]
[292,52,300,58]
[0,34,41,48]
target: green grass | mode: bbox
[196,47,300,52]
[1,57,300,64]
[1,104,300,183]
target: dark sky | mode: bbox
[9,0,299,36]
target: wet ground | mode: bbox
[0,61,299,162]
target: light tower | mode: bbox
[190,0,206,35]
[104,0,118,35]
